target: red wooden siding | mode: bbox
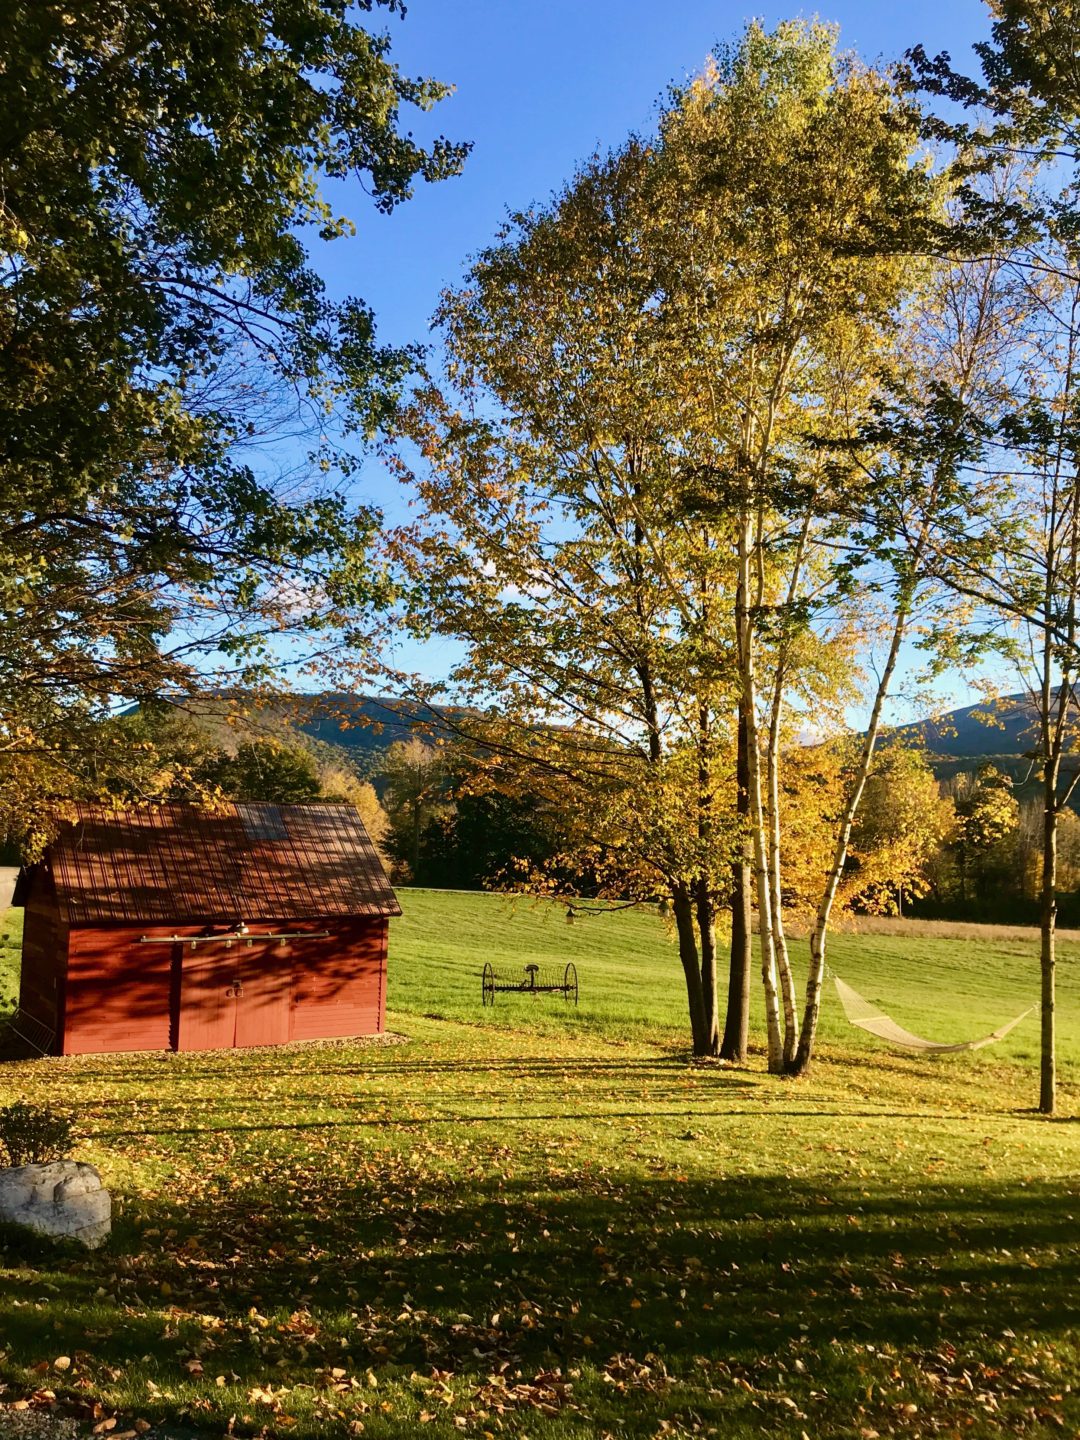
[63,927,174,1056]
[288,921,387,1042]
[49,919,388,1055]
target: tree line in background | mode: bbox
[376,737,1080,928]
[0,701,389,862]
[17,707,1075,939]
[5,0,1080,1111]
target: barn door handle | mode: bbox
[225,982,244,998]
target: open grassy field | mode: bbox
[0,891,1078,1438]
[388,890,1080,1073]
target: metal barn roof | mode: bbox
[43,803,401,926]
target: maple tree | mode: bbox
[941,765,1022,904]
[767,739,952,922]
[0,0,466,823]
[390,127,746,1052]
[844,744,955,915]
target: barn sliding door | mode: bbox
[177,946,290,1051]
[233,948,290,1049]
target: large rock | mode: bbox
[0,1161,111,1248]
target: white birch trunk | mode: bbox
[765,512,812,1066]
[737,514,784,1071]
[791,600,910,1075]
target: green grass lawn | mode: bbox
[0,891,1078,1438]
[390,888,1080,1074]
[0,905,20,1015]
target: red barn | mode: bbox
[12,802,400,1057]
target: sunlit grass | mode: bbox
[0,906,19,1015]
[0,893,1077,1437]
[388,888,1078,1080]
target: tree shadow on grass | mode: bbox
[29,1044,1072,1128]
[1,1165,1077,1437]
[47,1053,731,1085]
[87,1095,1055,1143]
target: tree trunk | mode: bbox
[736,521,784,1071]
[721,703,752,1062]
[693,697,720,1056]
[673,883,709,1055]
[1036,627,1065,1117]
[633,629,711,1056]
[1035,540,1068,1114]
[1039,770,1057,1115]
[766,696,797,1063]
[790,600,910,1076]
[764,512,811,1066]
[696,881,720,1055]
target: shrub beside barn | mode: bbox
[13,803,399,1056]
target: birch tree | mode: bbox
[652,26,1030,1075]
[788,250,1022,1074]
[649,22,938,1072]
[917,249,1080,1114]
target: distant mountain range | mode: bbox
[290,693,457,758]
[179,688,1072,797]
[136,692,458,778]
[891,691,1080,799]
[896,692,1042,759]
[278,688,1061,773]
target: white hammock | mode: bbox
[832,974,1034,1054]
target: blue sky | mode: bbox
[310,0,998,708]
[325,0,991,353]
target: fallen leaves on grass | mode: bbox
[0,1017,1077,1440]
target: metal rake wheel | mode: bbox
[482,961,496,1007]
[564,961,579,1006]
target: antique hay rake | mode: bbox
[481,961,579,1007]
